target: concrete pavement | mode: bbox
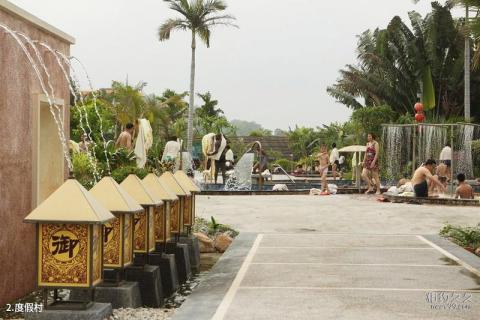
[174,195,480,319]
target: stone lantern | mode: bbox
[23,179,115,309]
[173,170,201,233]
[158,172,193,282]
[120,174,163,266]
[142,173,180,295]
[158,172,191,236]
[89,177,143,282]
[142,173,178,251]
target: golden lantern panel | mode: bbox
[103,213,134,269]
[133,208,156,253]
[38,223,103,288]
[154,205,171,244]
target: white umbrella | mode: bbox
[338,145,366,153]
[338,145,366,190]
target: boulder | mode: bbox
[475,247,480,257]
[214,233,233,253]
[194,232,216,253]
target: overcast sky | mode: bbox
[8,0,456,130]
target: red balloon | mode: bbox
[415,113,425,122]
[414,103,424,113]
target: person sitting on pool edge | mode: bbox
[411,159,446,198]
[455,173,474,200]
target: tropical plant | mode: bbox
[72,152,98,188]
[351,105,398,138]
[158,0,237,151]
[195,91,234,135]
[111,166,149,184]
[249,128,273,137]
[328,3,480,120]
[440,223,480,249]
[148,89,189,141]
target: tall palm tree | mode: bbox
[158,0,237,152]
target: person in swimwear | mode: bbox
[411,159,446,198]
[455,173,474,200]
[317,144,329,193]
[362,133,381,194]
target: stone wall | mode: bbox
[0,1,73,305]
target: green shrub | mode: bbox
[440,224,480,249]
[193,217,239,238]
[111,166,149,184]
[72,152,98,188]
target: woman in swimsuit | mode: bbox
[362,133,382,195]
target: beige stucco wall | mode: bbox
[0,1,74,305]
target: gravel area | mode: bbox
[110,307,174,320]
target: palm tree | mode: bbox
[328,3,480,120]
[158,0,237,152]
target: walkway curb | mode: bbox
[171,233,258,320]
[422,234,480,274]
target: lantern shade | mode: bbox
[173,171,200,193]
[142,174,178,245]
[159,172,191,196]
[90,177,143,213]
[24,179,115,224]
[120,175,161,255]
[89,177,141,269]
[120,174,163,206]
[142,174,178,201]
[159,172,191,233]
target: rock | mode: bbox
[214,233,233,253]
[475,247,480,257]
[193,232,210,242]
[193,232,216,253]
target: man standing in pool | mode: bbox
[411,159,446,198]
[317,145,330,193]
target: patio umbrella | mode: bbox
[339,145,366,191]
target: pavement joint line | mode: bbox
[250,262,456,267]
[258,246,435,250]
[211,234,264,320]
[251,262,459,268]
[261,233,424,236]
[417,235,480,278]
[238,286,480,293]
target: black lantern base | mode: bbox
[148,252,180,296]
[133,252,150,266]
[178,235,201,273]
[25,302,112,320]
[124,265,164,307]
[70,282,142,309]
[103,268,125,284]
[166,241,192,284]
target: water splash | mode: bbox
[70,56,111,174]
[0,24,72,170]
[36,41,101,181]
[417,125,447,166]
[455,124,474,179]
[224,153,254,191]
[382,126,412,181]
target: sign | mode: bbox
[38,224,89,287]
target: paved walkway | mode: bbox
[185,195,480,319]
